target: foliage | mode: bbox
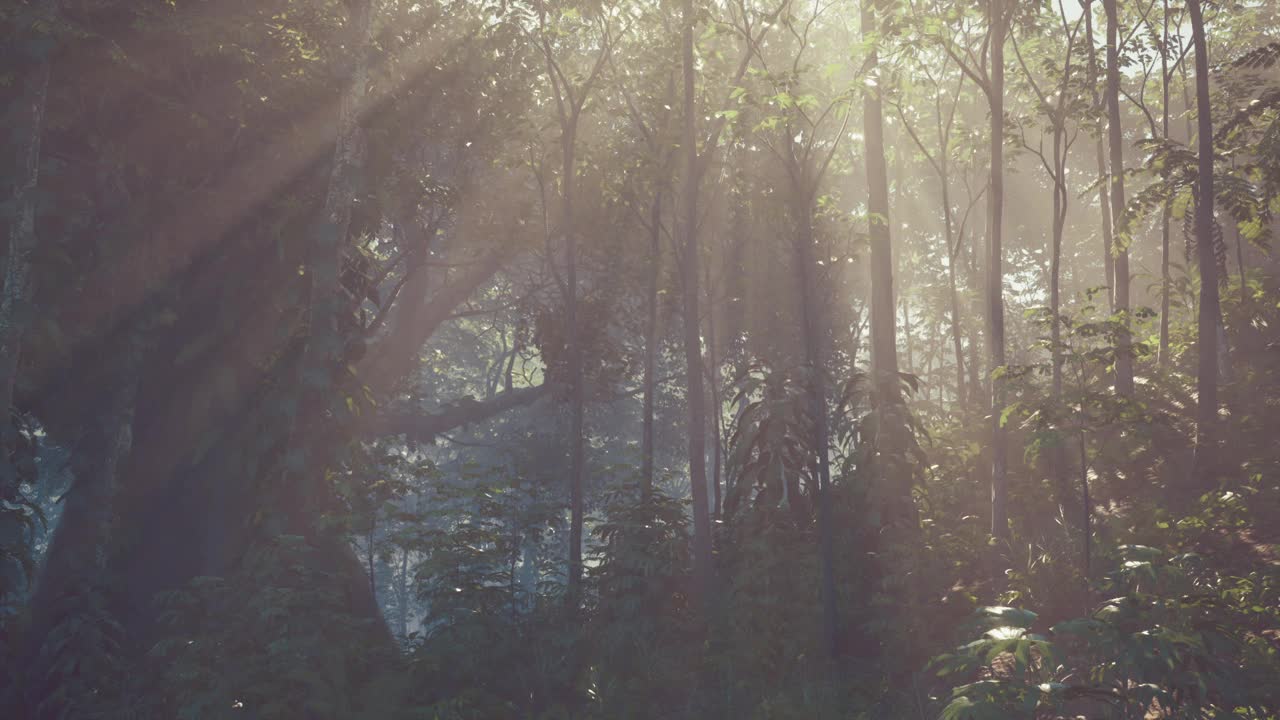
[3,0,1280,718]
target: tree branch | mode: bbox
[367,384,551,442]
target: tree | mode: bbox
[1082,0,1117,310]
[0,1,56,609]
[931,0,1014,544]
[14,5,542,711]
[864,0,903,482]
[533,0,617,605]
[679,0,714,611]
[1011,1,1082,507]
[1187,0,1218,481]
[892,59,972,409]
[282,0,375,531]
[1103,0,1135,396]
[678,0,786,611]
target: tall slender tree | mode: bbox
[1083,0,1117,310]
[1011,3,1081,508]
[1157,0,1175,365]
[985,0,1010,543]
[679,0,714,608]
[865,0,902,460]
[894,63,967,408]
[1187,0,1218,481]
[678,0,787,610]
[933,0,1012,543]
[536,2,616,604]
[1103,0,1135,396]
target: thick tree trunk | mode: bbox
[864,0,902,474]
[25,321,145,716]
[1104,0,1135,396]
[988,0,1010,544]
[1187,0,1218,482]
[681,0,713,610]
[285,0,374,525]
[0,36,51,607]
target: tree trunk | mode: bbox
[367,514,377,609]
[864,0,903,470]
[642,191,661,500]
[708,294,724,520]
[901,300,912,375]
[987,0,1010,544]
[0,23,52,607]
[1104,0,1135,396]
[26,321,145,716]
[1158,0,1172,366]
[680,0,713,610]
[966,234,985,407]
[285,0,374,527]
[1050,122,1070,514]
[397,546,410,640]
[564,126,587,607]
[1049,138,1066,400]
[942,167,967,408]
[1084,0,1117,310]
[1187,0,1219,482]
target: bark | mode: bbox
[366,384,550,442]
[942,171,966,408]
[1104,0,1135,396]
[397,546,410,640]
[561,125,587,606]
[1187,0,1219,481]
[642,191,661,500]
[367,514,377,609]
[26,322,145,714]
[536,6,612,610]
[362,252,504,398]
[1084,0,1117,309]
[708,292,723,520]
[966,233,985,406]
[864,0,904,491]
[1158,0,1172,366]
[0,16,54,606]
[285,0,375,524]
[987,0,1010,543]
[680,0,713,609]
[1050,122,1069,512]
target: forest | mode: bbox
[1,0,1279,717]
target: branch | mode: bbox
[893,99,943,178]
[367,384,551,442]
[361,250,505,398]
[1121,85,1159,138]
[697,0,792,179]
